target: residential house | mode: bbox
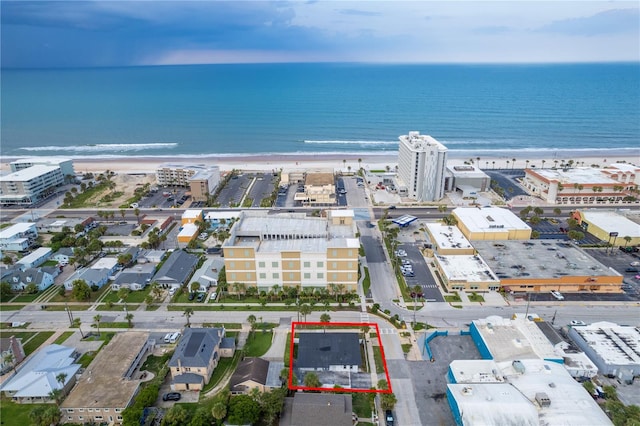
[168,328,234,391]
[0,223,37,252]
[140,249,165,264]
[61,332,152,424]
[296,333,361,372]
[151,250,199,289]
[0,335,26,375]
[16,247,52,269]
[4,267,55,292]
[52,248,74,265]
[64,268,110,290]
[0,344,80,403]
[111,263,155,291]
[280,393,353,426]
[189,257,225,292]
[230,357,275,395]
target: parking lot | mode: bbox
[396,243,444,303]
[529,219,604,245]
[485,170,527,200]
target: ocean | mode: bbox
[1,63,639,160]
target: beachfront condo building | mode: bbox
[156,163,220,201]
[0,165,66,206]
[521,163,640,206]
[397,131,448,202]
[222,210,359,293]
[10,158,75,180]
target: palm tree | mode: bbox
[541,159,546,169]
[120,209,126,220]
[320,313,331,332]
[125,313,134,328]
[299,304,312,322]
[93,314,102,336]
[134,208,141,224]
[492,160,495,169]
[512,158,516,169]
[343,159,346,171]
[525,160,530,169]
[2,352,16,374]
[271,284,281,301]
[623,236,632,247]
[505,160,510,170]
[358,158,362,170]
[183,307,194,327]
[247,314,257,332]
[212,401,227,423]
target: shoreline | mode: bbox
[1,150,638,174]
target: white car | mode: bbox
[550,290,565,300]
[570,320,586,326]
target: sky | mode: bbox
[1,1,639,68]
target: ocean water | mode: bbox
[1,63,639,159]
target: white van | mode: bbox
[169,332,181,344]
[163,333,172,343]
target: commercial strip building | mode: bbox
[155,163,220,201]
[223,210,359,292]
[425,223,474,255]
[573,210,640,247]
[0,164,66,206]
[452,207,531,241]
[433,254,500,292]
[396,131,448,202]
[521,163,640,206]
[473,239,623,294]
[61,332,152,424]
[568,322,640,378]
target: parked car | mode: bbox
[625,267,639,273]
[162,392,181,401]
[188,292,195,301]
[388,205,396,209]
[550,290,564,300]
[570,320,586,326]
[196,293,205,302]
[385,410,394,426]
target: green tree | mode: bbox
[211,401,227,424]
[381,392,398,410]
[0,281,12,302]
[162,404,190,426]
[299,304,312,322]
[247,314,257,332]
[117,287,130,302]
[24,282,38,294]
[259,388,286,425]
[320,313,331,332]
[227,394,261,425]
[183,307,194,328]
[553,207,562,215]
[189,407,214,426]
[190,281,201,294]
[125,312,134,328]
[303,372,321,388]
[71,279,91,301]
[2,255,14,265]
[93,314,102,335]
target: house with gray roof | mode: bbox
[111,263,155,291]
[168,327,234,391]
[152,250,199,289]
[230,357,273,395]
[280,393,353,426]
[64,268,110,290]
[0,344,80,403]
[296,333,361,372]
[4,267,55,292]
[0,335,26,375]
[52,247,74,264]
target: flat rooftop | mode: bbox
[572,322,640,366]
[472,316,559,362]
[426,223,473,251]
[0,164,60,182]
[532,167,621,184]
[446,164,489,179]
[453,207,530,233]
[435,255,499,283]
[448,360,505,383]
[178,224,198,237]
[62,332,149,410]
[581,210,640,238]
[399,132,447,152]
[0,223,35,239]
[235,236,359,253]
[182,209,203,219]
[473,239,621,280]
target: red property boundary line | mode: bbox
[288,321,393,394]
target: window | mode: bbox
[304,273,311,279]
[78,416,84,421]
[104,409,109,412]
[246,272,252,279]
[258,262,265,268]
[115,409,122,413]
[67,409,75,413]
[332,262,337,269]
[289,273,294,280]
[332,273,337,280]
[303,261,310,268]
[88,409,94,412]
[95,416,103,421]
[317,273,324,279]
[288,261,294,268]
[272,261,279,267]
[347,273,353,280]
[259,273,266,279]
[230,273,236,280]
[347,262,354,269]
[244,249,250,256]
[273,273,279,279]
[331,249,337,257]
[317,261,324,267]
[229,261,235,269]
[78,409,84,413]
[227,249,234,257]
[245,261,251,269]
[347,249,353,256]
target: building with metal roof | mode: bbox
[391,214,418,228]
[568,321,640,377]
[1,344,80,404]
[0,222,37,252]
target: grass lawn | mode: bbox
[22,331,55,355]
[78,351,97,368]
[401,344,412,354]
[362,266,371,295]
[372,346,385,374]
[53,331,75,345]
[284,332,292,367]
[141,352,173,375]
[444,293,461,303]
[43,304,91,311]
[49,284,110,303]
[202,322,242,330]
[201,352,240,394]
[352,392,373,419]
[95,322,130,329]
[102,287,152,304]
[243,331,273,357]
[0,399,56,426]
[145,304,161,311]
[11,292,42,303]
[95,303,140,311]
[468,293,485,303]
[167,304,358,312]
[0,304,26,311]
[0,332,36,341]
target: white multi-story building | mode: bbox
[397,131,448,201]
[10,158,75,179]
[155,163,220,202]
[0,165,65,206]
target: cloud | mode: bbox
[537,8,639,36]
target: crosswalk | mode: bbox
[379,328,397,335]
